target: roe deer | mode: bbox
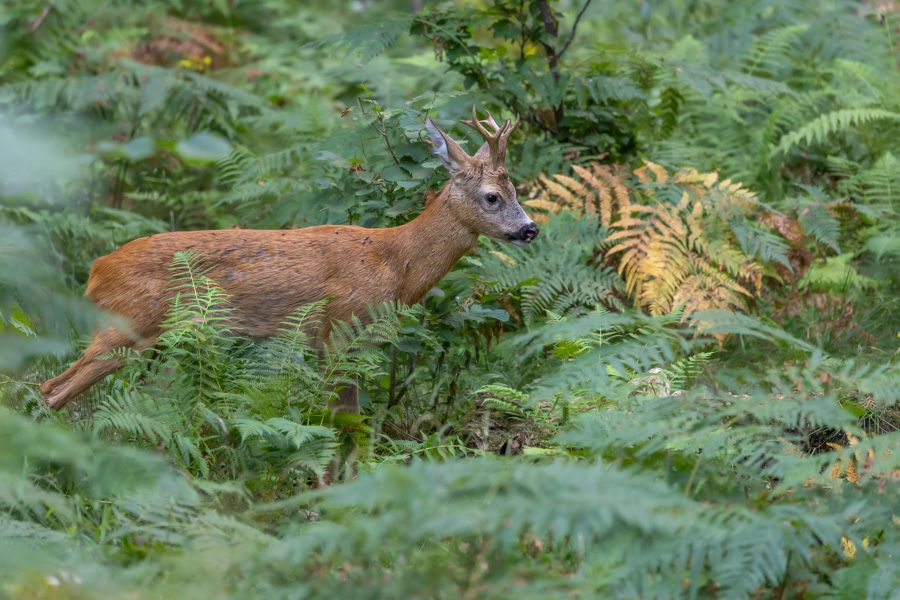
[41,107,538,413]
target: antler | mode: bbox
[460,105,520,169]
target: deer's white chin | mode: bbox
[510,239,531,247]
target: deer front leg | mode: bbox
[322,373,361,484]
[316,320,360,416]
[329,374,360,415]
[315,322,362,482]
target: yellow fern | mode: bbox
[523,198,561,223]
[535,162,627,226]
[533,159,767,319]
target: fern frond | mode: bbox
[539,160,786,321]
[93,390,175,446]
[311,17,413,63]
[773,108,900,157]
[797,202,841,253]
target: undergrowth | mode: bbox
[2,0,900,598]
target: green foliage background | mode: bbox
[2,0,900,598]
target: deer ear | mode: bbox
[425,118,471,173]
[473,142,491,160]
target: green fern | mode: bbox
[772,108,900,157]
[4,2,900,598]
[323,300,417,385]
[797,201,842,253]
[87,252,340,479]
[480,211,625,326]
[311,16,414,64]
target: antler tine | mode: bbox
[461,105,500,146]
[507,113,520,137]
[461,106,520,168]
[484,112,521,140]
[480,111,506,135]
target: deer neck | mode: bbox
[388,184,478,305]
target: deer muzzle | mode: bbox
[507,222,540,247]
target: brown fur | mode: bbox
[41,112,536,411]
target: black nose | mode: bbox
[520,223,539,242]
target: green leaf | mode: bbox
[317,150,352,169]
[380,164,410,182]
[175,132,232,163]
[121,136,156,162]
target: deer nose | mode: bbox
[520,223,539,242]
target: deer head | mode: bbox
[425,106,539,247]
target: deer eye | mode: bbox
[486,193,499,204]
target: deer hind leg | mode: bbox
[41,327,156,410]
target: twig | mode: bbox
[535,0,558,37]
[556,0,593,62]
[388,345,397,406]
[29,5,51,32]
[535,0,559,69]
[0,376,42,387]
[363,97,401,167]
[774,550,793,600]
[390,350,420,408]
[389,312,425,409]
[413,17,479,59]
[373,116,401,167]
